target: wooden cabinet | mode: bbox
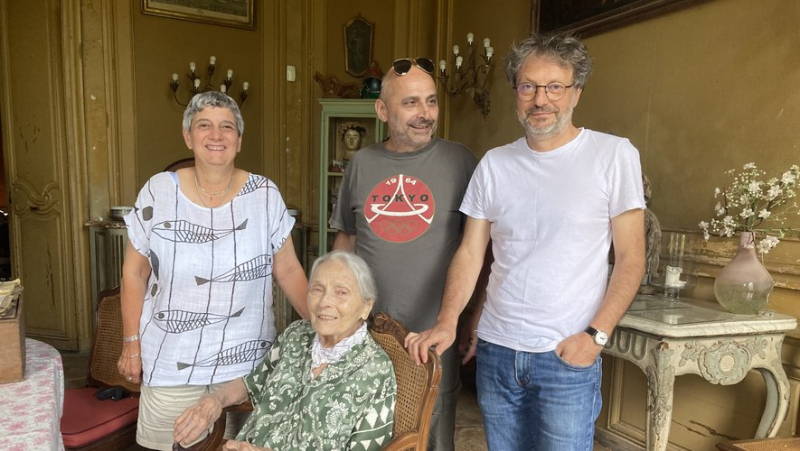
[318,99,386,253]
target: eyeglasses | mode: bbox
[392,58,435,75]
[514,82,575,101]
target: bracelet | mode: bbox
[122,334,140,342]
[124,353,140,359]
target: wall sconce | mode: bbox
[169,56,249,107]
[439,33,494,120]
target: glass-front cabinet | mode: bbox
[318,99,386,253]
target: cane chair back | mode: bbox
[369,312,442,451]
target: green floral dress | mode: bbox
[237,320,396,450]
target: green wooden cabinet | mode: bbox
[318,99,386,254]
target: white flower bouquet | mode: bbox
[699,162,800,254]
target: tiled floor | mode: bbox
[61,350,610,451]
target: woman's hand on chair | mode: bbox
[174,393,223,446]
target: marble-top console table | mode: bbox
[605,295,797,451]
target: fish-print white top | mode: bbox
[125,172,295,387]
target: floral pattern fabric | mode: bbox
[239,320,396,450]
[0,339,64,451]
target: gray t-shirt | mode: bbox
[330,138,478,331]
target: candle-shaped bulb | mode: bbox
[456,56,463,68]
[487,46,494,59]
[453,45,460,56]
[209,56,216,66]
[220,84,227,93]
[467,32,474,44]
[172,73,179,82]
[242,81,249,91]
[189,61,196,72]
[226,69,233,79]
[194,78,201,88]
[439,59,447,73]
[483,37,491,48]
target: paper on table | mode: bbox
[0,279,21,296]
[0,279,23,317]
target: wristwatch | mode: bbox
[584,326,608,346]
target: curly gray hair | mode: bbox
[505,33,593,89]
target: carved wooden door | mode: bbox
[0,0,85,350]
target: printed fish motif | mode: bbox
[153,307,244,334]
[153,219,248,244]
[195,254,272,286]
[150,249,160,280]
[240,176,267,195]
[149,282,159,298]
[177,339,271,370]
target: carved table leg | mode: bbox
[645,343,675,451]
[754,358,790,438]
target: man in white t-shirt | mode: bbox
[407,33,645,450]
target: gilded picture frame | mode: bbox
[141,0,255,30]
[343,15,375,78]
[532,0,697,37]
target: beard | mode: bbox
[518,104,573,141]
[392,118,437,150]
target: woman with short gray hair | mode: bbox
[118,91,309,450]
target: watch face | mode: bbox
[595,331,609,346]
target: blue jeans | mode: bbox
[476,339,602,451]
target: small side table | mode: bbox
[604,295,797,451]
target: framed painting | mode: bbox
[343,15,375,78]
[141,0,255,30]
[532,0,698,37]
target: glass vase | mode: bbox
[714,232,774,315]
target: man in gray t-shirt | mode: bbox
[329,58,477,451]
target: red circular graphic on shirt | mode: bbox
[365,174,435,243]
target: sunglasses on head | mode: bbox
[391,58,435,75]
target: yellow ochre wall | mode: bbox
[131,4,267,189]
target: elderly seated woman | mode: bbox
[173,251,396,450]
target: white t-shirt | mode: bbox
[461,129,645,352]
[125,172,294,386]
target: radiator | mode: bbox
[87,224,128,322]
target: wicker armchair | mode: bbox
[62,287,141,450]
[195,312,442,451]
[370,311,442,450]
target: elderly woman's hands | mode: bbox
[173,393,223,446]
[222,440,272,450]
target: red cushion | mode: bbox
[61,387,139,448]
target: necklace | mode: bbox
[194,170,233,207]
[194,170,233,196]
